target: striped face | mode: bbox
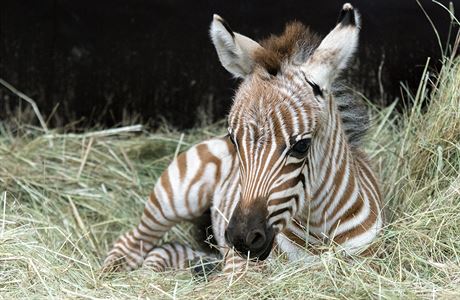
[225,69,322,259]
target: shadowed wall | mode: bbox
[0,0,458,128]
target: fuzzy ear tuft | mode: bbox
[303,3,361,88]
[210,14,263,78]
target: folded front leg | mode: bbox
[102,137,236,272]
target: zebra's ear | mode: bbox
[303,3,360,88]
[210,14,263,78]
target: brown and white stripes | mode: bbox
[103,3,384,275]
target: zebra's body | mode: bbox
[103,3,384,274]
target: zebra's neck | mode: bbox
[302,99,362,239]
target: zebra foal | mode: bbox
[103,3,384,274]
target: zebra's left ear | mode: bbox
[303,3,360,88]
[210,14,263,78]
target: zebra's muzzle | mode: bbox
[225,227,275,261]
[247,232,275,261]
[225,204,276,260]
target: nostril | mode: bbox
[246,229,266,249]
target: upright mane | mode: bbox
[253,22,321,75]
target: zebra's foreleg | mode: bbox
[102,190,197,272]
[102,138,234,272]
[142,242,219,272]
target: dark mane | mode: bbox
[332,82,370,147]
[253,21,321,75]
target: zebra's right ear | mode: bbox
[210,14,263,78]
[303,3,360,89]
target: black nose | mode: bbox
[245,228,266,249]
[225,203,275,260]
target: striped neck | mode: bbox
[302,97,359,239]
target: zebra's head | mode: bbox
[210,4,361,259]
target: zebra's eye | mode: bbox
[290,138,311,158]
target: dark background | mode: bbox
[0,0,458,129]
